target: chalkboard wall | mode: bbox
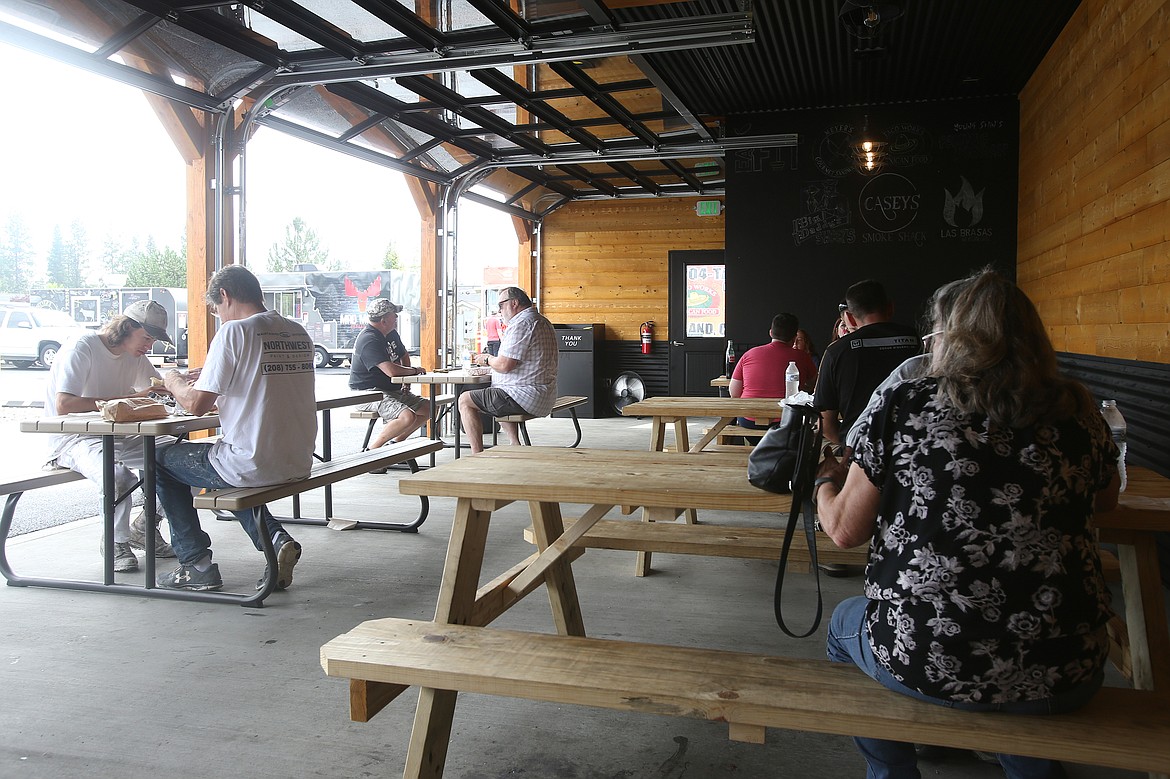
[726,96,1019,349]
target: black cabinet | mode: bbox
[553,323,603,418]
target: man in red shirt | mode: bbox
[730,312,818,428]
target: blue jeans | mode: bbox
[154,442,287,566]
[826,596,1102,779]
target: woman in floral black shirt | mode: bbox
[815,269,1119,779]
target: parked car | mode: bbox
[0,305,85,368]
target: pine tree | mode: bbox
[46,225,69,287]
[266,217,329,272]
[65,219,87,287]
[125,236,186,287]
[0,213,35,293]
[382,241,402,270]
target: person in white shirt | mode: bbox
[44,300,176,572]
[155,266,317,592]
[460,287,558,454]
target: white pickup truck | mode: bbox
[0,305,86,368]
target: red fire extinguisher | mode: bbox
[640,321,654,354]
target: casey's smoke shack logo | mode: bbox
[859,174,921,233]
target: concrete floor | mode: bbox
[0,414,1141,778]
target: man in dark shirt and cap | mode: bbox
[815,279,919,450]
[348,298,430,450]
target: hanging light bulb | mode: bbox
[851,116,887,175]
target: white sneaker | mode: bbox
[100,537,140,573]
[129,510,176,558]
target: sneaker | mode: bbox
[128,510,176,558]
[157,562,223,591]
[100,537,139,573]
[256,533,302,591]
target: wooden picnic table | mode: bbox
[621,395,785,454]
[322,451,1170,778]
[365,447,799,776]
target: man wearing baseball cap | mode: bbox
[43,299,177,572]
[348,298,431,456]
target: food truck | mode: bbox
[27,287,187,361]
[256,269,421,368]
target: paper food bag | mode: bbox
[99,398,169,422]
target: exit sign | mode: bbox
[694,200,723,217]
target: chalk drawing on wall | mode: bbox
[940,176,994,242]
[792,179,854,246]
[813,124,857,178]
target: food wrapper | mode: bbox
[99,397,169,422]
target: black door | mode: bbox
[668,250,726,396]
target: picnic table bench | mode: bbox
[195,438,443,537]
[319,454,1170,778]
[323,618,1170,777]
[493,395,587,448]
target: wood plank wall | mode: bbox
[539,198,724,341]
[1017,0,1169,362]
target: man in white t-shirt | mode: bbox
[44,299,177,572]
[156,266,317,592]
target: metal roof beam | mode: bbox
[264,13,753,87]
[463,0,531,41]
[327,81,501,163]
[255,115,450,184]
[608,161,662,195]
[238,0,364,61]
[91,13,161,60]
[119,0,288,68]
[395,75,553,158]
[349,0,446,52]
[461,189,540,221]
[549,61,660,148]
[663,158,705,190]
[0,20,223,113]
[558,164,619,197]
[629,53,715,142]
[470,69,605,153]
[506,182,540,206]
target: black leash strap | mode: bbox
[773,410,824,638]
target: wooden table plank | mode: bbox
[398,448,790,513]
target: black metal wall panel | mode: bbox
[595,341,669,416]
[1057,353,1170,478]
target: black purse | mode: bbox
[747,403,825,638]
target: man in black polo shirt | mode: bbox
[815,279,919,450]
[348,298,430,450]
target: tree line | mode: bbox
[0,213,185,292]
[0,213,406,295]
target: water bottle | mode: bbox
[725,340,737,375]
[1100,399,1127,492]
[785,360,800,398]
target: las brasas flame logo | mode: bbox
[943,177,984,227]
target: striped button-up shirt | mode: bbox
[493,306,558,417]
